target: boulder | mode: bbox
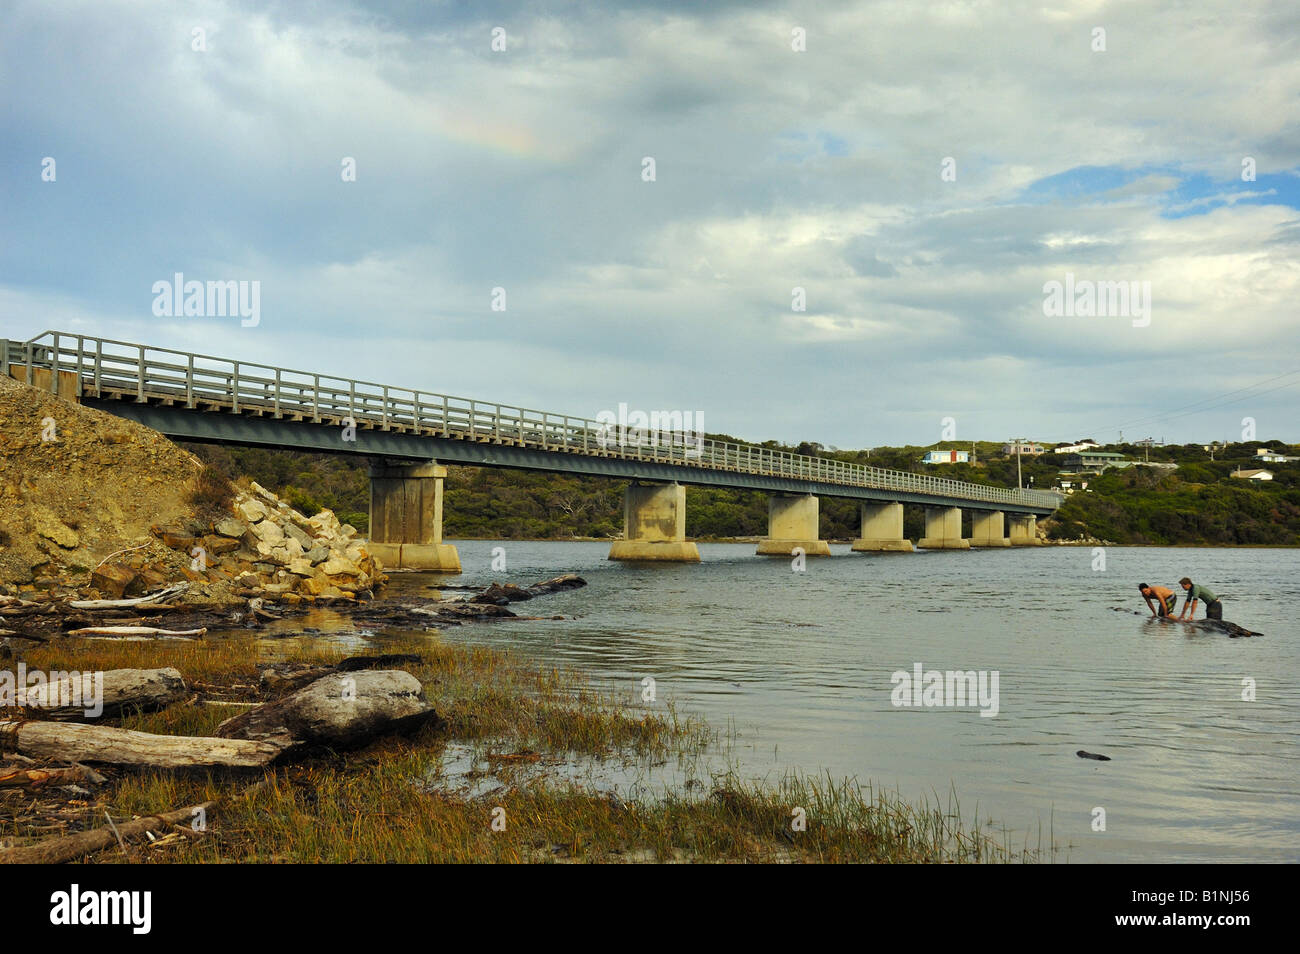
[91,564,136,599]
[251,519,284,544]
[472,582,531,605]
[214,670,437,750]
[238,499,268,523]
[259,662,334,693]
[309,511,340,536]
[154,527,196,550]
[202,534,241,555]
[306,545,331,565]
[214,517,248,538]
[287,557,314,577]
[250,481,283,508]
[297,576,327,596]
[320,556,360,578]
[283,522,314,550]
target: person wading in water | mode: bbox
[1177,577,1224,621]
[1138,583,1177,618]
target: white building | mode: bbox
[1054,440,1101,454]
[922,449,970,464]
[1255,449,1297,464]
[1231,468,1274,481]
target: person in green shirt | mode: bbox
[1177,577,1223,620]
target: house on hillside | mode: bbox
[1254,448,1298,464]
[921,449,970,464]
[1002,441,1046,456]
[1062,451,1129,473]
[1055,439,1101,454]
[1232,468,1274,481]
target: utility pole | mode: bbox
[1011,437,1027,489]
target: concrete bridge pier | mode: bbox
[756,494,831,557]
[851,501,913,552]
[969,510,1011,547]
[608,483,701,562]
[367,460,461,572]
[917,506,970,550]
[1009,514,1042,546]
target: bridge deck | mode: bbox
[3,331,1062,515]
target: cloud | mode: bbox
[1,0,1298,447]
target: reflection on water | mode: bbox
[262,541,1300,862]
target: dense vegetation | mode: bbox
[1048,455,1300,545]
[182,437,1300,546]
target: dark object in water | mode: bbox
[352,575,587,628]
[1077,750,1111,761]
[1108,607,1262,637]
[1193,618,1261,638]
[471,574,587,606]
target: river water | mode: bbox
[351,542,1298,863]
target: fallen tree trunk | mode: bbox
[0,801,216,864]
[66,626,206,638]
[0,721,281,768]
[17,667,188,721]
[65,584,189,610]
[0,764,106,788]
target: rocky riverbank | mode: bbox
[0,373,385,610]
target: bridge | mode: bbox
[3,330,1061,572]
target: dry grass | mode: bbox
[2,632,1037,863]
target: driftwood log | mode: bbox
[65,584,189,610]
[15,668,188,721]
[215,670,438,750]
[0,763,107,788]
[65,625,206,638]
[0,720,281,768]
[0,801,216,864]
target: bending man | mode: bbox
[1177,577,1223,621]
[1138,583,1177,618]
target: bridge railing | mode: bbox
[6,331,1062,509]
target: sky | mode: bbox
[2,0,1298,449]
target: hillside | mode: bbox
[0,374,204,590]
[182,437,1300,547]
[0,377,384,603]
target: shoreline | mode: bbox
[0,616,1043,864]
[441,536,1298,549]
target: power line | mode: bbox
[1089,368,1300,435]
[1138,378,1300,427]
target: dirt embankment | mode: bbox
[0,375,384,607]
[0,374,202,594]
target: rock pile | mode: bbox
[147,482,386,604]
